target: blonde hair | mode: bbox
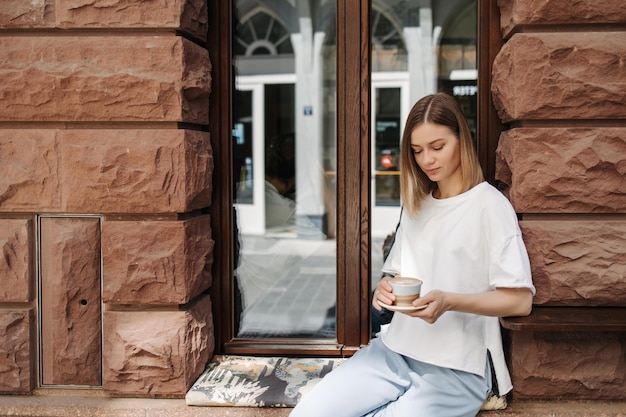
[400,93,484,217]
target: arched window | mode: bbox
[235,10,294,57]
[371,7,406,72]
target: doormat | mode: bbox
[186,354,507,410]
[185,355,345,407]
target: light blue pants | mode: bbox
[290,337,491,417]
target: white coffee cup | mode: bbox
[388,277,422,306]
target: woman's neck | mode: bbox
[433,167,465,199]
[434,180,464,199]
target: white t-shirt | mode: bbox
[380,181,535,394]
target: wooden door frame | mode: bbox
[336,0,372,353]
[477,0,504,184]
[207,0,234,355]
[208,0,500,356]
[208,0,372,356]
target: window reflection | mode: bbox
[233,1,337,338]
[374,88,401,207]
[264,132,296,230]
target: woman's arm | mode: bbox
[397,287,533,323]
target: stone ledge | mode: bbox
[0,394,625,417]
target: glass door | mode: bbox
[231,2,337,340]
[209,0,481,355]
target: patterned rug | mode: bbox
[185,355,345,407]
[186,354,507,410]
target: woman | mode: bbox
[289,93,535,417]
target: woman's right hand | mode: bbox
[372,276,396,310]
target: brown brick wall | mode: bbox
[0,0,213,397]
[493,0,626,400]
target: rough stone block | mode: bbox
[0,309,35,393]
[509,330,626,399]
[102,215,213,305]
[0,36,210,123]
[61,129,212,213]
[498,0,626,38]
[0,219,33,302]
[0,129,212,214]
[496,128,626,213]
[102,294,214,397]
[492,33,626,122]
[520,220,626,306]
[40,217,102,386]
[56,0,208,41]
[0,0,54,28]
[0,130,61,212]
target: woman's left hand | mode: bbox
[404,290,448,323]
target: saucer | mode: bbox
[379,301,429,312]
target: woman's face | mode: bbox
[410,121,462,187]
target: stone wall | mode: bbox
[2,0,624,403]
[492,0,626,399]
[0,0,214,397]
